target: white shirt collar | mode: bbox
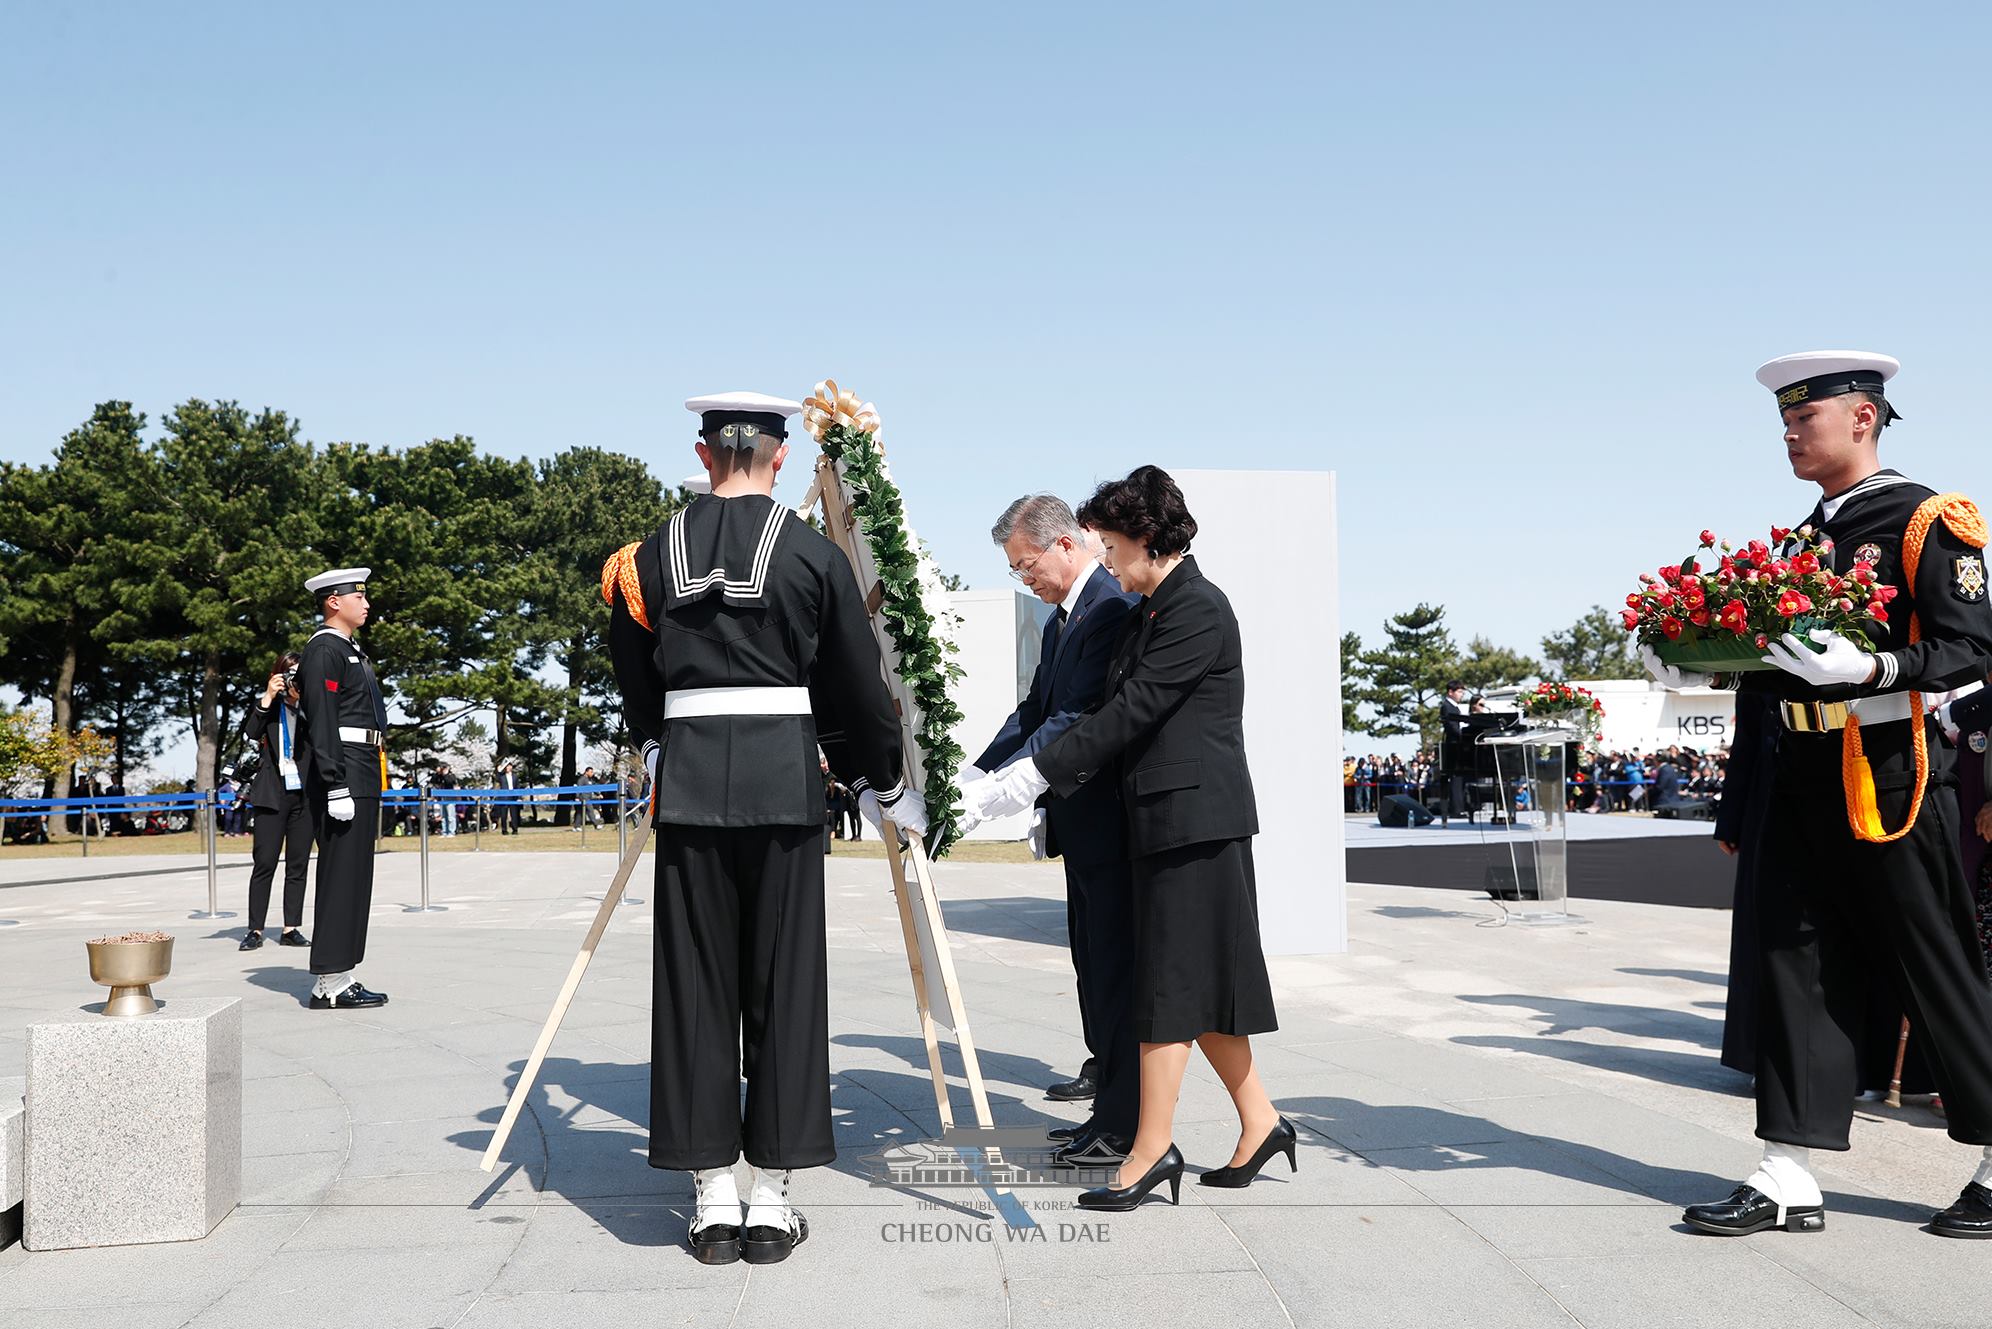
[1057,564,1095,618]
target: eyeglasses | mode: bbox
[1008,543,1064,582]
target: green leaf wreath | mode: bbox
[804,381,967,855]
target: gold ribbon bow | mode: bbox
[803,378,882,442]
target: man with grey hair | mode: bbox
[966,493,1141,1162]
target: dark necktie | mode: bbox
[1045,607,1067,663]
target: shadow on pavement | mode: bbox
[1456,991,1724,1049]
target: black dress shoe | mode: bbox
[1932,1181,1992,1238]
[277,928,310,947]
[741,1211,809,1265]
[309,983,390,1010]
[1199,1117,1299,1189]
[1683,1184,1825,1236]
[1047,1121,1093,1143]
[1077,1145,1184,1211]
[1054,1131,1131,1168]
[689,1222,741,1264]
[1047,1060,1099,1102]
[238,930,263,951]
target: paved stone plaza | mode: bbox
[1,842,1987,1328]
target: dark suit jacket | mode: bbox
[976,564,1138,867]
[241,698,314,812]
[1037,556,1259,857]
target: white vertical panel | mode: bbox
[1175,469,1347,955]
[944,589,1046,841]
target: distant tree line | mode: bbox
[0,400,690,805]
[1342,603,1641,747]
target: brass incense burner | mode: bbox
[85,932,175,1016]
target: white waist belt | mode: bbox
[337,726,385,746]
[665,686,813,719]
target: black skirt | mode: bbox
[1131,836,1278,1043]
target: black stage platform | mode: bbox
[1346,833,1735,909]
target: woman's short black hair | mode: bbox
[1075,465,1197,558]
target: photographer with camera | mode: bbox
[238,650,313,952]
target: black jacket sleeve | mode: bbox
[1951,686,1992,736]
[814,543,908,801]
[296,640,347,789]
[1874,521,1992,694]
[1037,599,1220,798]
[606,535,667,758]
[242,699,276,744]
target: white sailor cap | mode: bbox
[1755,350,1903,423]
[305,567,371,598]
[685,391,803,439]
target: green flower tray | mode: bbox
[1654,634,1779,674]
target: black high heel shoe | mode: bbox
[1198,1117,1298,1189]
[1076,1144,1184,1211]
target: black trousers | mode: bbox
[246,795,312,931]
[1757,720,1992,1149]
[650,822,832,1171]
[1068,857,1138,1137]
[307,784,380,977]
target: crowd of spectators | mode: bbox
[1344,744,1730,816]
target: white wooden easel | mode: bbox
[797,454,1000,1139]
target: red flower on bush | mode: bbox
[1661,617,1683,641]
[1870,604,1890,623]
[1658,565,1681,584]
[1680,583,1706,609]
[1700,530,1716,547]
[1621,609,1640,629]
[1776,589,1813,617]
[1791,552,1820,575]
[1754,633,1770,648]
[1770,526,1791,542]
[1689,608,1710,627]
[1718,599,1748,633]
[1625,592,1642,609]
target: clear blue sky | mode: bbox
[5,2,1991,704]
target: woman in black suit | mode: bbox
[961,465,1290,1210]
[239,651,314,952]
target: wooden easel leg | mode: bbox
[882,825,955,1131]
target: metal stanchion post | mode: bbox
[616,784,627,857]
[474,795,483,853]
[407,786,447,912]
[190,789,235,920]
[80,795,91,859]
[579,787,588,849]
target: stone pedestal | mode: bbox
[1,1084,21,1249]
[24,998,241,1250]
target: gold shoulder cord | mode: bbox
[600,543,651,631]
[1842,494,1988,842]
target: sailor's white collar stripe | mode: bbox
[1821,473,1917,524]
[669,502,788,600]
[849,776,908,803]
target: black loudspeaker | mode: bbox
[1653,797,1717,822]
[1378,794,1436,829]
[1485,863,1541,900]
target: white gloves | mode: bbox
[859,787,930,842]
[960,759,1050,823]
[325,787,355,822]
[885,787,930,839]
[1640,644,1709,691]
[1028,807,1048,860]
[1761,630,1878,688]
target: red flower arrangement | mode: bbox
[1517,681,1606,736]
[1622,526,1891,672]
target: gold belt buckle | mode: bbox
[1781,701,1851,732]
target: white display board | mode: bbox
[1578,678,1737,754]
[944,589,1047,842]
[1175,469,1347,956]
